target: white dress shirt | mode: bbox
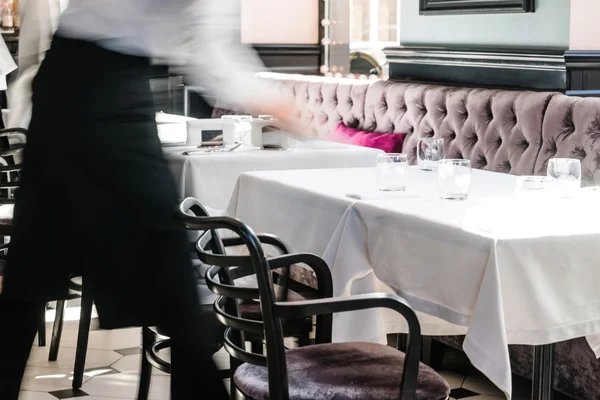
[8,0,280,128]
[6,0,61,128]
[0,36,16,92]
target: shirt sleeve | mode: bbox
[180,0,282,113]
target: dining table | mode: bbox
[162,140,383,213]
[226,165,600,400]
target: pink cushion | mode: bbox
[327,122,405,153]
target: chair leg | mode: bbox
[297,334,310,347]
[250,341,263,355]
[422,337,446,370]
[137,326,155,400]
[48,300,66,361]
[38,306,47,347]
[72,289,93,389]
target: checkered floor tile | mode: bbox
[17,302,572,400]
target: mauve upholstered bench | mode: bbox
[213,72,600,400]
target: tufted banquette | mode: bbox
[222,72,600,186]
[214,72,600,399]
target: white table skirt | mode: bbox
[227,167,467,335]
[227,166,600,399]
[164,142,382,212]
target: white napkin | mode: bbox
[346,190,420,200]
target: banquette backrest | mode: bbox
[245,73,600,185]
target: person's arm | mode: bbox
[181,0,308,134]
[6,0,61,128]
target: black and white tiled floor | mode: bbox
[19,302,565,400]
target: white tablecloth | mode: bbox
[164,142,382,211]
[227,166,600,399]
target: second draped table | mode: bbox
[227,166,600,399]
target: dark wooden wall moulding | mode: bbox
[419,0,535,15]
[253,44,322,75]
[383,46,566,91]
[564,50,600,96]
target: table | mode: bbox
[227,166,600,399]
[164,141,383,212]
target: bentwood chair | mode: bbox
[184,211,451,400]
[137,198,318,400]
[0,127,93,389]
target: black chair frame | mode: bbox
[186,206,423,400]
[137,198,310,400]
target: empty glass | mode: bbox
[515,176,551,195]
[417,137,445,171]
[221,115,253,145]
[438,159,471,200]
[546,158,581,196]
[376,153,408,191]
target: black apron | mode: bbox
[2,36,200,329]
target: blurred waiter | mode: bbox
[0,0,300,399]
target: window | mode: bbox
[350,0,399,47]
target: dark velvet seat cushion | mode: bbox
[234,342,450,400]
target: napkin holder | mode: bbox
[250,119,286,149]
[186,119,235,146]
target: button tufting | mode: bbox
[449,131,456,140]
[497,137,502,146]
[478,155,488,167]
[348,99,354,106]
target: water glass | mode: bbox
[417,137,445,171]
[376,153,408,191]
[238,116,253,146]
[438,159,471,200]
[546,158,581,196]
[515,175,551,195]
[221,115,253,145]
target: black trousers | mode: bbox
[0,36,228,399]
[0,297,229,399]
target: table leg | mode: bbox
[532,344,555,400]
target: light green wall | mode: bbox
[400,0,571,49]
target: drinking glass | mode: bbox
[376,153,408,191]
[238,116,253,146]
[438,159,471,200]
[221,115,252,145]
[515,175,551,195]
[546,158,581,196]
[417,137,445,171]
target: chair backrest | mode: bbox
[0,128,27,204]
[175,198,293,400]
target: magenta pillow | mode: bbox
[327,122,405,153]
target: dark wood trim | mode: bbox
[252,44,321,56]
[253,44,322,75]
[564,50,600,96]
[419,0,534,15]
[318,0,325,68]
[384,46,566,91]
